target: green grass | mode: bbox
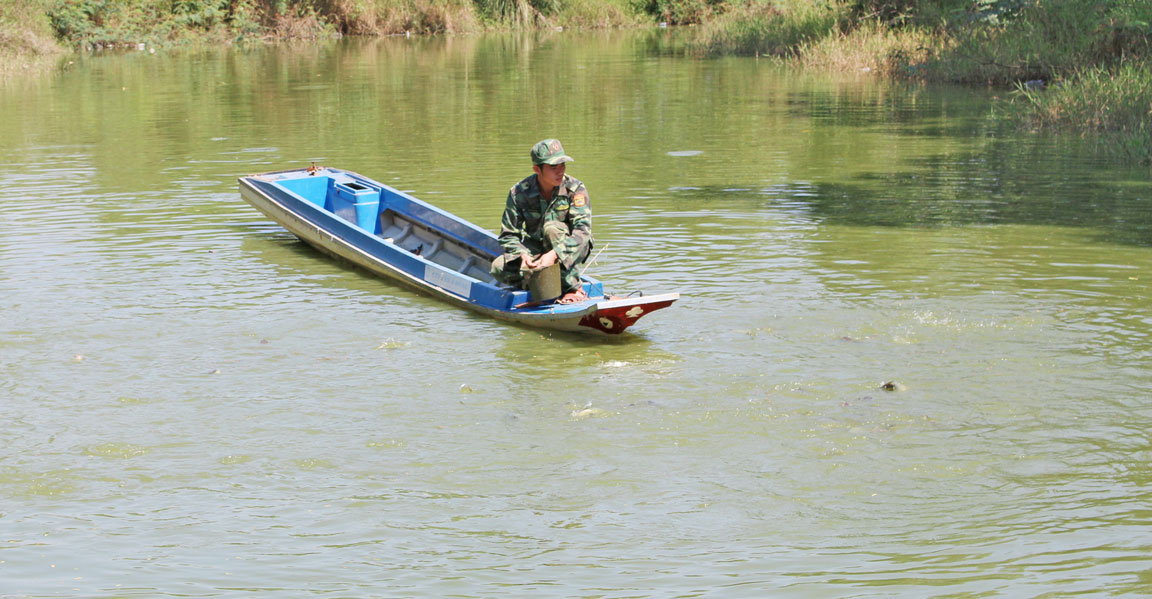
[691,0,1152,164]
[34,0,644,43]
[42,0,342,46]
[932,1,1152,164]
[915,2,1111,85]
[1013,59,1152,164]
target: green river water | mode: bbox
[2,30,1152,598]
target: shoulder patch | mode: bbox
[573,193,586,207]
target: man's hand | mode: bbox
[523,249,558,270]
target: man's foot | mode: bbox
[557,288,588,304]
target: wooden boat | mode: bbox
[237,166,679,335]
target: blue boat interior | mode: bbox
[263,168,604,309]
[273,170,498,283]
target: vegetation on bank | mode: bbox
[39,0,649,44]
[696,0,1152,164]
[4,0,1151,163]
[0,1,65,76]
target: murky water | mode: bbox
[3,31,1152,597]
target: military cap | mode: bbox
[531,139,574,165]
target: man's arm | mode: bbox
[496,190,530,258]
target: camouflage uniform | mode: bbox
[490,172,593,293]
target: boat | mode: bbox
[237,165,679,335]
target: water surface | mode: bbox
[2,31,1152,598]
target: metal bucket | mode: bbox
[524,263,561,302]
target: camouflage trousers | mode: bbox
[490,222,591,293]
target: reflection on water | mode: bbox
[2,31,1152,598]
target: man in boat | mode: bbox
[490,139,593,304]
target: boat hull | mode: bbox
[238,167,678,335]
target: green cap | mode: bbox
[531,139,574,165]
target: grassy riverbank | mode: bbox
[39,0,647,44]
[696,0,1152,164]
[0,1,65,78]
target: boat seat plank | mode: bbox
[389,222,412,244]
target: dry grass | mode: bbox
[797,20,940,76]
[328,0,482,34]
[0,1,65,80]
[556,0,643,29]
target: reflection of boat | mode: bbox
[238,166,678,335]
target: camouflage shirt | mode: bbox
[497,173,592,270]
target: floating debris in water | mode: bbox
[376,338,408,350]
[83,442,149,459]
[459,384,474,394]
[294,458,334,471]
[571,402,608,419]
[880,381,906,392]
[667,150,703,157]
[26,477,76,497]
[72,354,85,362]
